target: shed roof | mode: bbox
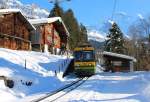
[103,51,136,62]
[0,9,36,31]
[29,17,69,36]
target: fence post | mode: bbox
[61,61,63,69]
[55,70,57,76]
[25,59,26,69]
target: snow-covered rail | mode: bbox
[31,77,89,102]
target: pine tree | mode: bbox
[79,23,88,44]
[63,9,80,50]
[105,22,125,54]
[49,3,64,18]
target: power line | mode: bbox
[111,0,117,20]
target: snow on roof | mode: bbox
[0,9,20,14]
[29,17,62,24]
[0,9,36,31]
[103,51,136,62]
[29,17,69,36]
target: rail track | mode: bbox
[30,77,89,102]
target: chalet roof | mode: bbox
[0,9,36,31]
[29,17,69,36]
[103,51,137,62]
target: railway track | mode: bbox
[30,77,89,102]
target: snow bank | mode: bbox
[0,80,19,102]
[54,72,150,102]
[0,80,6,89]
[141,73,150,101]
[96,64,104,73]
[143,84,150,101]
[0,48,73,101]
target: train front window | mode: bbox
[74,51,82,61]
[74,51,94,61]
[83,51,93,60]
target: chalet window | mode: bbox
[16,40,22,50]
[22,29,25,39]
[113,61,122,66]
[0,36,4,47]
[47,34,52,44]
[48,27,52,33]
[0,14,4,18]
[0,26,1,33]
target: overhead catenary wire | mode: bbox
[111,0,117,21]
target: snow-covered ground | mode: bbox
[54,72,150,102]
[0,48,150,102]
[0,48,74,102]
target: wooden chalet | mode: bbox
[29,17,69,54]
[102,51,136,72]
[0,9,35,50]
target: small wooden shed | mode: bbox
[103,51,136,72]
[29,17,69,54]
[0,9,35,50]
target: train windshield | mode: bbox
[74,51,95,61]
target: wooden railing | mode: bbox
[0,33,31,43]
[0,33,31,50]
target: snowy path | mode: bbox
[54,72,150,102]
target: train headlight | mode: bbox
[89,64,92,66]
[76,64,80,67]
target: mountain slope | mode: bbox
[0,0,49,18]
[88,30,106,42]
[87,28,106,49]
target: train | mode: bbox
[73,44,96,76]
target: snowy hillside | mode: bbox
[0,48,74,102]
[0,0,49,18]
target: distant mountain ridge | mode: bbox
[0,0,49,18]
[87,28,106,42]
[87,28,106,49]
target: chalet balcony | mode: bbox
[0,33,31,50]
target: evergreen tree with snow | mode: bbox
[105,22,125,54]
[49,3,64,18]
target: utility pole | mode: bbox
[149,34,150,43]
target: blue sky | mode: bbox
[21,0,150,33]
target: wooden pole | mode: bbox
[25,59,26,69]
